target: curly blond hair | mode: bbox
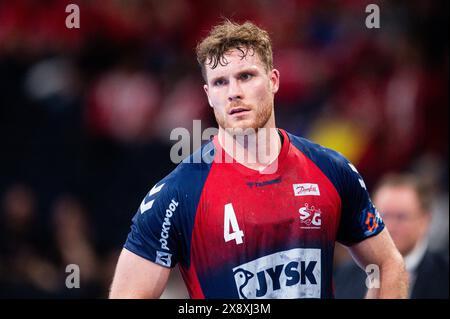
[196,19,273,81]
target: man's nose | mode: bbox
[228,78,244,102]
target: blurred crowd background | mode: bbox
[0,0,448,298]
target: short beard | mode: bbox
[215,101,274,134]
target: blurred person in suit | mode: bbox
[334,173,449,299]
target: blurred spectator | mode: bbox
[411,154,449,254]
[50,194,102,298]
[155,75,209,140]
[86,66,160,144]
[0,184,59,297]
[334,173,449,299]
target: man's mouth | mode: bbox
[229,107,250,115]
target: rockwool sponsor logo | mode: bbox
[232,248,321,299]
[159,198,179,252]
[293,183,320,196]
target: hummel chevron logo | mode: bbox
[347,163,367,190]
[140,183,165,214]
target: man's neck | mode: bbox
[217,126,282,172]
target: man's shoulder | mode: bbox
[285,130,350,170]
[155,140,216,193]
[284,130,369,199]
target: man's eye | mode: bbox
[240,73,252,80]
[214,79,226,86]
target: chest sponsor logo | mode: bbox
[232,248,321,299]
[293,183,320,196]
[299,203,322,229]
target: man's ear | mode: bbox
[270,69,280,94]
[203,84,213,107]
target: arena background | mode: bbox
[0,0,448,298]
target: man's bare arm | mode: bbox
[348,228,408,298]
[109,248,171,298]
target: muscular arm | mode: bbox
[109,248,171,299]
[348,228,408,299]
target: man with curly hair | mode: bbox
[110,20,407,299]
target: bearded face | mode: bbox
[203,49,279,134]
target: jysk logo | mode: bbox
[232,248,321,299]
[293,183,320,196]
[299,203,322,229]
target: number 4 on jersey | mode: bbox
[224,203,244,245]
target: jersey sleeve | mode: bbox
[334,156,385,246]
[124,181,183,268]
[285,133,385,247]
